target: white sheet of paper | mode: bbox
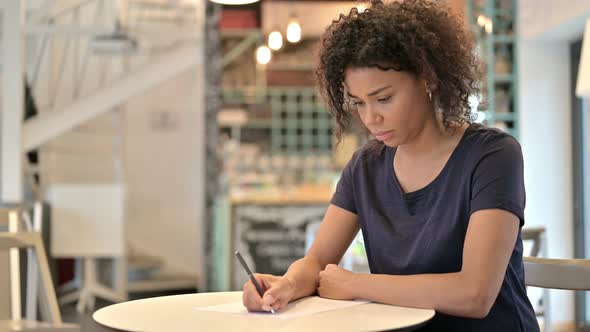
[195,296,370,319]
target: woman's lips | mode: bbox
[373,130,394,141]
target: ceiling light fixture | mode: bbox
[268,30,283,51]
[209,0,260,5]
[286,19,301,43]
[256,45,271,65]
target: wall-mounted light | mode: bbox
[477,15,486,26]
[268,30,283,51]
[256,45,271,65]
[477,15,493,34]
[484,20,493,34]
[286,19,301,43]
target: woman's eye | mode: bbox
[352,101,364,106]
[377,96,391,103]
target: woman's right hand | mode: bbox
[242,274,296,313]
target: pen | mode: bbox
[235,251,276,314]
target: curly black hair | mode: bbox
[315,0,480,145]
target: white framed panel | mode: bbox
[47,183,125,257]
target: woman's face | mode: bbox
[344,67,433,147]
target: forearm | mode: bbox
[283,256,323,301]
[353,272,494,319]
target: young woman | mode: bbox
[242,0,540,330]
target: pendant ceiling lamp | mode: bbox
[268,30,283,50]
[209,0,260,5]
[286,19,301,43]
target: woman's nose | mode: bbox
[363,105,383,125]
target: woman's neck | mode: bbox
[396,115,465,161]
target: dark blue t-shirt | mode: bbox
[331,123,540,332]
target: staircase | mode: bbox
[1,0,204,312]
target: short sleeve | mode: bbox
[330,153,358,214]
[470,136,526,226]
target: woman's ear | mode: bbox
[422,79,437,93]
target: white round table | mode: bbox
[93,292,434,332]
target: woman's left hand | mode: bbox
[317,264,358,300]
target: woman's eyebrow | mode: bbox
[346,85,393,99]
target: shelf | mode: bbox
[492,112,517,122]
[494,74,513,83]
[244,119,272,129]
[494,35,515,43]
[492,7,515,17]
[466,0,518,139]
[220,88,334,153]
[478,111,516,123]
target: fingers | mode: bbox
[317,265,333,298]
[318,264,334,283]
[319,263,339,282]
[324,263,337,271]
[318,264,332,279]
[242,273,301,313]
[317,272,325,297]
[242,274,281,312]
[254,273,282,293]
[261,293,276,312]
[317,285,324,298]
[244,274,293,313]
[242,279,264,312]
[262,291,291,312]
[261,281,282,311]
[317,280,331,299]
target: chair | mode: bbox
[0,232,61,323]
[0,203,78,330]
[522,226,546,257]
[523,256,590,332]
[524,256,590,290]
[522,226,552,331]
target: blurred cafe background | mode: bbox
[0,0,589,331]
